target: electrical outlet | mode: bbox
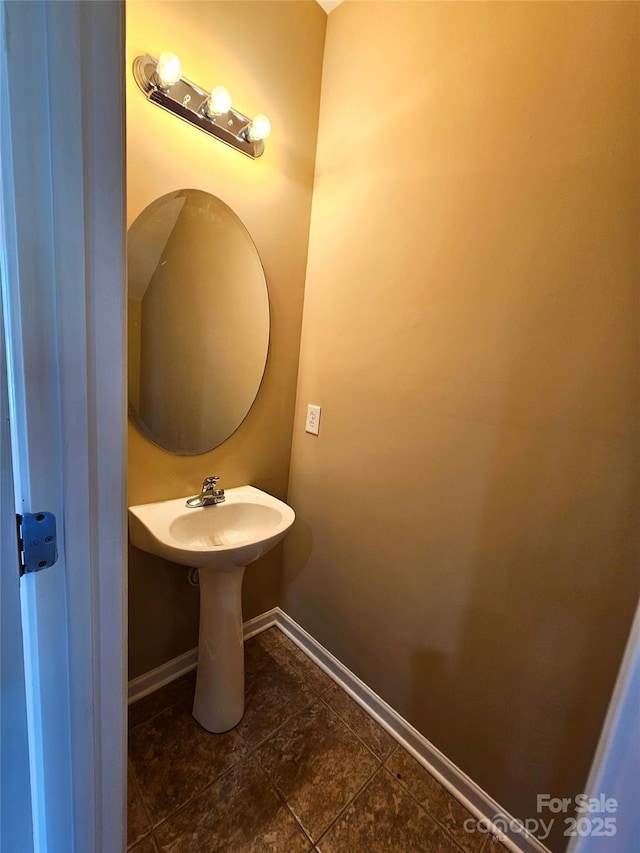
[305,404,321,435]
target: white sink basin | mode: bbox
[128,485,295,571]
[128,485,295,733]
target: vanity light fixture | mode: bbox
[132,53,271,158]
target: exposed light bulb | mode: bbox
[247,114,271,142]
[205,86,233,118]
[156,52,182,88]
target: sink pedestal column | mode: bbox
[192,564,246,733]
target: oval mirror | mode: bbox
[127,189,269,455]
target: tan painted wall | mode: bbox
[126,1,326,678]
[282,2,639,845]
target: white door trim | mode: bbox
[568,597,640,853]
[0,1,127,850]
[0,284,34,850]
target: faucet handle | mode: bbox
[202,475,220,491]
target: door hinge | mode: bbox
[16,512,58,576]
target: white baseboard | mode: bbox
[128,646,199,705]
[242,606,279,640]
[127,608,279,704]
[128,606,550,853]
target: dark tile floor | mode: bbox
[128,627,507,852]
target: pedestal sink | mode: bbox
[128,486,295,733]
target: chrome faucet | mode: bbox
[186,476,226,508]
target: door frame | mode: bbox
[568,598,640,852]
[0,1,127,850]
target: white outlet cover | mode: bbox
[305,404,321,435]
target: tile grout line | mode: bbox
[128,674,196,732]
[131,722,244,831]
[242,691,318,754]
[245,638,398,846]
[144,691,259,836]
[383,742,401,764]
[312,762,386,849]
[148,757,243,839]
[129,701,182,734]
[248,690,383,848]
[313,759,468,853]
[317,691,397,766]
[379,761,471,853]
[252,748,317,849]
[262,633,336,702]
[127,757,155,849]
